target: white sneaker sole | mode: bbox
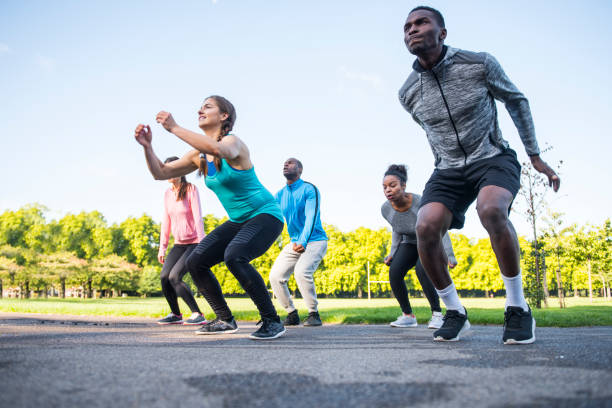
[194,328,239,335]
[427,322,442,329]
[390,322,418,328]
[249,328,287,340]
[183,321,208,325]
[504,318,536,345]
[157,321,183,325]
[433,320,471,341]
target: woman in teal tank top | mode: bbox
[134,95,286,340]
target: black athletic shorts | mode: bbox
[419,149,521,230]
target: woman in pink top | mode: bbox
[157,156,207,325]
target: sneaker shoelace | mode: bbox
[442,311,464,330]
[504,308,524,329]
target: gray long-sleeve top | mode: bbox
[381,194,456,263]
[398,46,540,169]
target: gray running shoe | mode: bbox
[390,314,418,328]
[195,317,238,335]
[249,316,286,340]
[303,311,322,327]
[157,313,183,325]
[183,312,207,325]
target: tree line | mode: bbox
[0,204,609,306]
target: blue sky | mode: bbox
[1,0,610,238]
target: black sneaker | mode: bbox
[194,317,238,335]
[503,306,536,345]
[283,310,300,326]
[249,316,286,340]
[303,311,322,327]
[433,309,470,341]
[157,313,183,325]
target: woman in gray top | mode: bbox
[382,164,457,329]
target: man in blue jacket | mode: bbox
[269,158,328,326]
[399,6,560,344]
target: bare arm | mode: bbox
[134,124,199,180]
[155,111,251,169]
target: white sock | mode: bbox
[435,283,465,315]
[502,273,529,312]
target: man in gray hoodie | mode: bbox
[398,6,560,344]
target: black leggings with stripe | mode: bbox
[389,243,441,314]
[186,213,283,321]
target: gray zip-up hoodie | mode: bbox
[398,46,540,169]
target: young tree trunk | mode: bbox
[25,281,30,299]
[61,278,66,299]
[587,258,593,304]
[541,255,549,307]
[555,250,565,308]
[357,285,363,299]
[44,285,48,299]
[87,279,93,298]
[0,279,3,299]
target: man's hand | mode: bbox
[292,243,305,253]
[448,260,457,269]
[530,155,560,192]
[156,111,179,133]
[134,124,152,148]
[158,254,165,264]
[384,256,393,266]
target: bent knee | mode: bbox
[477,203,508,230]
[416,219,442,244]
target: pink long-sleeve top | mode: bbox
[158,184,205,257]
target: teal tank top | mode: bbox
[204,158,283,223]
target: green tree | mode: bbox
[39,252,88,298]
[118,215,159,266]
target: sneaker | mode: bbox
[194,317,239,335]
[249,316,286,340]
[390,314,418,328]
[157,313,183,325]
[433,309,470,341]
[503,306,536,345]
[283,310,300,326]
[183,312,207,325]
[303,311,323,327]
[428,311,444,329]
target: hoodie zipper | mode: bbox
[431,70,468,166]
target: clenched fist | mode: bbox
[134,124,152,147]
[156,111,179,133]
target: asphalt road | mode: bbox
[1,312,611,408]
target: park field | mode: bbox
[1,296,611,327]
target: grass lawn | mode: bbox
[0,296,610,327]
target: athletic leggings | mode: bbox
[160,244,202,316]
[389,243,441,314]
[186,213,283,321]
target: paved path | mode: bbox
[1,313,611,408]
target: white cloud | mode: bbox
[337,65,384,90]
[35,55,56,71]
[0,43,10,54]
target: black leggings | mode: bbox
[186,213,283,321]
[160,244,202,316]
[389,243,441,314]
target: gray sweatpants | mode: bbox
[269,240,327,313]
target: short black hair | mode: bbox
[410,6,445,28]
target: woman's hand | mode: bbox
[156,111,179,133]
[158,254,165,264]
[134,124,152,148]
[384,256,393,266]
